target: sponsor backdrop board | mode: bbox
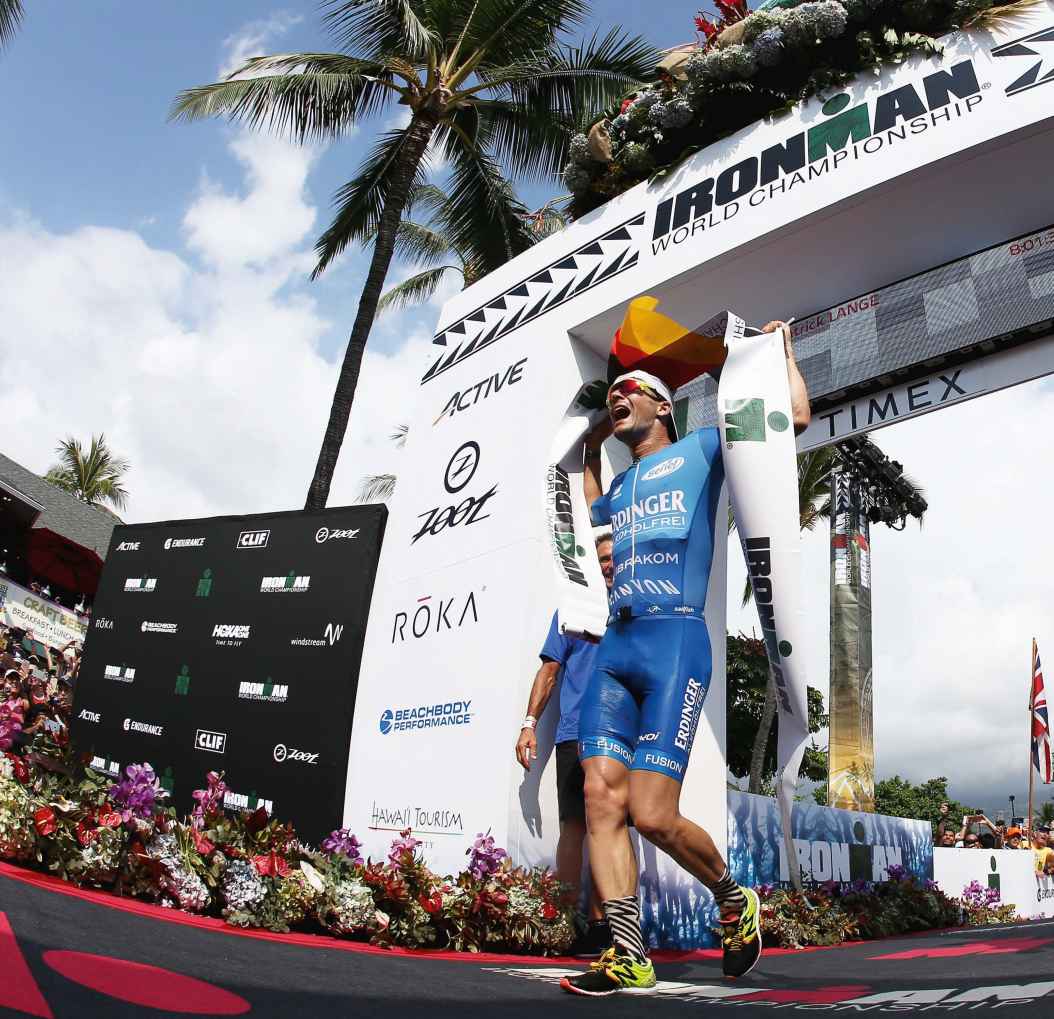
[71,506,385,841]
[934,848,1054,919]
[727,792,933,887]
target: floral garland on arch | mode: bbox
[563,0,1042,217]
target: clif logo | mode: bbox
[236,529,269,550]
[992,24,1054,96]
[195,729,227,754]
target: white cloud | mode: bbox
[218,12,304,79]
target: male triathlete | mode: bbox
[561,321,810,996]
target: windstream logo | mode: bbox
[652,61,982,252]
[290,623,343,647]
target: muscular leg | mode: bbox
[555,818,603,919]
[582,756,638,902]
[627,770,727,886]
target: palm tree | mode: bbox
[172,1,657,512]
[0,0,23,49]
[44,435,131,512]
[378,186,568,313]
[357,424,407,502]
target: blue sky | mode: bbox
[2,3,1053,810]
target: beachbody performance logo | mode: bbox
[545,464,587,587]
[379,699,472,735]
[651,61,984,253]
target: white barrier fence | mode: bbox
[934,848,1054,919]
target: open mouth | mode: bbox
[610,403,631,424]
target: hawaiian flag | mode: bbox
[1032,646,1052,783]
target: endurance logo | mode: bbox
[164,536,205,549]
[380,699,472,735]
[124,718,164,736]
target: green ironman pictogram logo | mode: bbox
[724,398,766,443]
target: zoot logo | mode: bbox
[315,526,359,543]
[433,357,527,424]
[391,591,480,642]
[195,729,227,754]
[380,699,472,734]
[413,442,496,544]
[124,577,157,593]
[115,541,140,551]
[273,743,318,765]
[236,529,269,549]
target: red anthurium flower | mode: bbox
[541,901,559,920]
[76,821,98,847]
[419,892,443,914]
[33,807,57,837]
[252,852,291,878]
[10,756,29,785]
[620,97,635,114]
[97,809,122,829]
[695,14,719,39]
[190,829,215,856]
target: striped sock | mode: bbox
[603,896,648,962]
[710,868,747,919]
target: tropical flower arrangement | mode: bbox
[0,746,577,953]
[564,0,1040,216]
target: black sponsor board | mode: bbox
[70,505,386,841]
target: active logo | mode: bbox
[141,621,178,635]
[115,540,140,551]
[175,664,191,695]
[992,24,1054,97]
[315,526,359,544]
[94,616,114,630]
[105,664,135,683]
[124,717,164,736]
[124,577,157,593]
[413,442,496,544]
[196,569,213,598]
[642,456,685,481]
[239,679,288,703]
[224,790,273,814]
[289,622,343,648]
[213,623,250,647]
[77,709,100,723]
[261,571,310,593]
[433,357,527,424]
[195,729,227,754]
[236,529,269,550]
[391,591,480,642]
[380,699,472,735]
[164,536,206,550]
[273,743,318,765]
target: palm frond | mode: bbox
[46,434,130,511]
[170,66,399,141]
[391,220,453,265]
[312,126,432,277]
[377,266,458,313]
[0,0,24,48]
[324,0,439,63]
[962,0,1044,30]
[391,424,409,447]
[357,472,398,502]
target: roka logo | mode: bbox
[273,743,318,765]
[315,526,360,544]
[392,592,480,642]
[195,729,227,754]
[642,456,685,481]
[236,529,269,550]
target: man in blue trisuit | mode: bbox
[561,321,810,996]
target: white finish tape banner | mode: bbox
[718,324,811,889]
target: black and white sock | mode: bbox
[603,896,648,962]
[710,868,746,918]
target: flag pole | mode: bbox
[1028,637,1037,835]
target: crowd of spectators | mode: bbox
[0,620,79,752]
[935,802,1054,875]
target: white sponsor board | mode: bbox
[345,3,1054,932]
[934,848,1054,919]
[0,575,86,648]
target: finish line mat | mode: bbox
[2,866,1053,1017]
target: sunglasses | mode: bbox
[607,378,664,407]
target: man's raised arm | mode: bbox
[583,417,612,515]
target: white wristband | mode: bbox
[522,716,536,730]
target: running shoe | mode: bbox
[721,886,762,979]
[570,919,612,959]
[560,947,657,996]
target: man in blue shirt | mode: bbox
[562,322,810,996]
[516,532,613,956]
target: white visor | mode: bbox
[609,370,678,440]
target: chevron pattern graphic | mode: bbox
[991,24,1054,96]
[421,212,648,385]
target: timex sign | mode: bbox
[413,441,497,544]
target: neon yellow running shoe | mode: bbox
[560,946,657,996]
[722,886,763,978]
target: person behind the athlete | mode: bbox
[561,320,810,996]
[516,531,615,957]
